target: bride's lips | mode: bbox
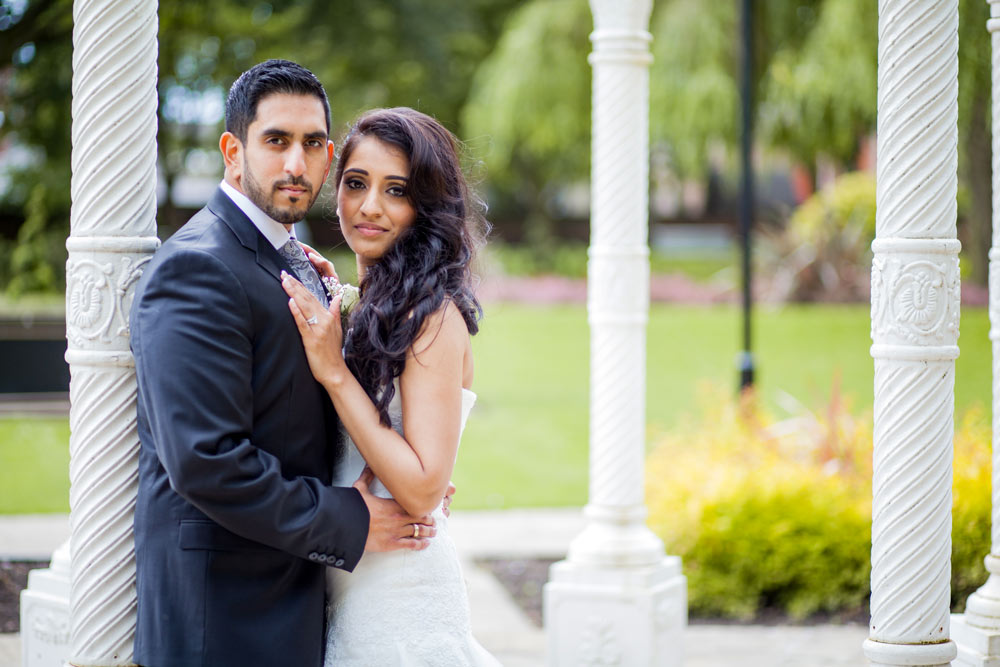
[354,223,387,237]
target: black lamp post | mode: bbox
[738,0,755,391]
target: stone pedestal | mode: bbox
[953,613,1000,667]
[19,543,70,667]
[545,556,685,666]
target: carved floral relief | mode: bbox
[578,615,623,666]
[66,254,150,349]
[871,254,959,347]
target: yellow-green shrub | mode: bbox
[952,406,991,610]
[646,383,990,620]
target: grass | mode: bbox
[0,303,990,513]
[455,303,990,509]
[0,418,70,513]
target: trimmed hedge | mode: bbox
[646,384,990,621]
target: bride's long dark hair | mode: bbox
[334,107,487,426]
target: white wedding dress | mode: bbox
[324,384,501,666]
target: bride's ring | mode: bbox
[412,524,420,538]
[305,315,319,326]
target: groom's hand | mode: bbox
[354,467,435,552]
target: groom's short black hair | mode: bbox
[225,59,331,143]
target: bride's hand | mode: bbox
[282,270,347,386]
[298,242,338,281]
[442,481,456,518]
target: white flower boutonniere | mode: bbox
[322,276,360,330]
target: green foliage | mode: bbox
[952,406,992,610]
[298,0,516,136]
[1,0,520,290]
[766,171,876,301]
[484,242,589,278]
[482,242,733,282]
[647,385,992,621]
[650,0,739,177]
[5,183,65,296]
[462,0,592,189]
[759,0,876,167]
[684,483,871,620]
[0,0,74,217]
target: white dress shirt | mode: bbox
[219,180,298,250]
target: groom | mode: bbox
[130,60,437,667]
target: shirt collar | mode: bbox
[219,180,296,250]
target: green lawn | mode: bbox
[1,303,990,513]
[0,418,70,513]
[456,302,990,509]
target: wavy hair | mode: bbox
[335,108,487,425]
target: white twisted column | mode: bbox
[66,0,159,664]
[952,3,1000,665]
[865,1,960,666]
[543,1,686,665]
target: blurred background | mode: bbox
[0,0,995,626]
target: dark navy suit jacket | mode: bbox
[130,188,369,667]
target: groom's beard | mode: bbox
[242,159,318,224]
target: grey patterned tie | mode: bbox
[278,238,329,308]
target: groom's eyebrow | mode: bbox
[260,128,329,141]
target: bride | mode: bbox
[281,107,500,666]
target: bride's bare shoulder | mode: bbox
[410,300,470,358]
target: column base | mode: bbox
[543,555,686,666]
[19,541,71,667]
[953,614,1000,666]
[863,638,957,666]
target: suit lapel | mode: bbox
[207,187,292,283]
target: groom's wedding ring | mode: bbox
[412,524,420,538]
[305,315,319,326]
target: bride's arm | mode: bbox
[283,274,467,517]
[338,303,468,517]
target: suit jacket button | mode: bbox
[317,554,328,562]
[334,558,345,567]
[308,552,319,561]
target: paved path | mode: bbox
[0,510,868,666]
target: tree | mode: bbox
[461,0,592,242]
[957,0,991,286]
[758,0,877,172]
[649,0,740,178]
[297,0,517,135]
[462,0,994,287]
[0,0,519,293]
[0,0,73,219]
